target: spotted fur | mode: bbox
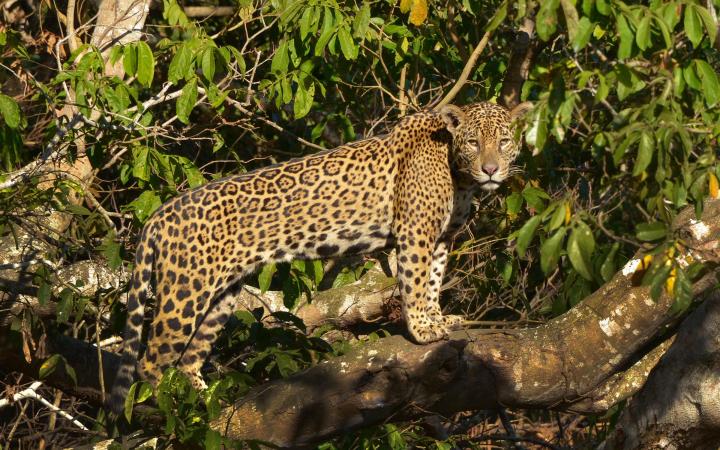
[108,101,530,416]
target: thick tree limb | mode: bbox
[208,199,720,447]
[2,200,718,448]
[499,15,536,109]
[603,292,720,450]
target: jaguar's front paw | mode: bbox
[407,317,449,344]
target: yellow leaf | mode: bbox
[709,172,719,198]
[564,203,571,225]
[640,254,653,271]
[665,275,675,292]
[409,0,428,25]
[399,0,412,13]
[665,268,677,292]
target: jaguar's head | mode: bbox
[440,101,532,191]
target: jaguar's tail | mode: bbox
[108,228,154,418]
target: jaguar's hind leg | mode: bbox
[175,286,243,386]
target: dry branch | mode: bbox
[434,31,491,110]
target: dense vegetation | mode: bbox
[0,0,719,447]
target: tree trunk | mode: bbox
[603,291,720,450]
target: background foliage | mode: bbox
[1,0,719,447]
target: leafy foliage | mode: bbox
[1,0,719,447]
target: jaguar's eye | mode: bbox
[500,138,513,147]
[467,139,479,148]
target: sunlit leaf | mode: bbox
[515,215,542,257]
[541,226,566,274]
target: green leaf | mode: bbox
[536,0,560,41]
[525,104,548,150]
[271,40,289,74]
[505,192,523,216]
[575,220,595,255]
[573,17,594,51]
[176,77,198,124]
[37,281,51,305]
[616,14,634,59]
[258,263,276,293]
[522,185,550,211]
[633,131,654,176]
[128,190,161,222]
[635,221,667,241]
[136,41,154,87]
[176,156,205,187]
[567,225,594,281]
[39,355,61,379]
[515,215,542,257]
[560,0,579,44]
[485,0,508,33]
[337,26,357,60]
[548,201,567,231]
[0,94,21,128]
[299,6,315,40]
[353,3,371,38]
[684,4,704,47]
[541,226,566,274]
[695,59,720,107]
[294,81,315,119]
[132,145,151,182]
[122,44,137,78]
[101,232,123,270]
[201,47,215,82]
[315,8,335,56]
[205,430,222,450]
[600,242,619,282]
[684,63,702,90]
[694,4,717,46]
[595,0,610,15]
[636,15,651,50]
[168,44,193,84]
[125,382,137,422]
[332,268,357,288]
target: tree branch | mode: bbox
[499,15,536,109]
[434,31,491,110]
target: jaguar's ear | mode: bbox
[509,101,533,122]
[439,104,467,136]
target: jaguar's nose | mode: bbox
[482,163,499,175]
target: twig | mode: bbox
[466,434,562,450]
[85,193,117,230]
[434,31,491,109]
[3,398,28,450]
[0,115,83,190]
[498,408,526,450]
[0,381,89,430]
[66,0,79,53]
[398,64,408,116]
[199,87,325,151]
[183,6,236,17]
[93,336,123,347]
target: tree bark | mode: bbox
[603,291,720,450]
[499,14,536,109]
